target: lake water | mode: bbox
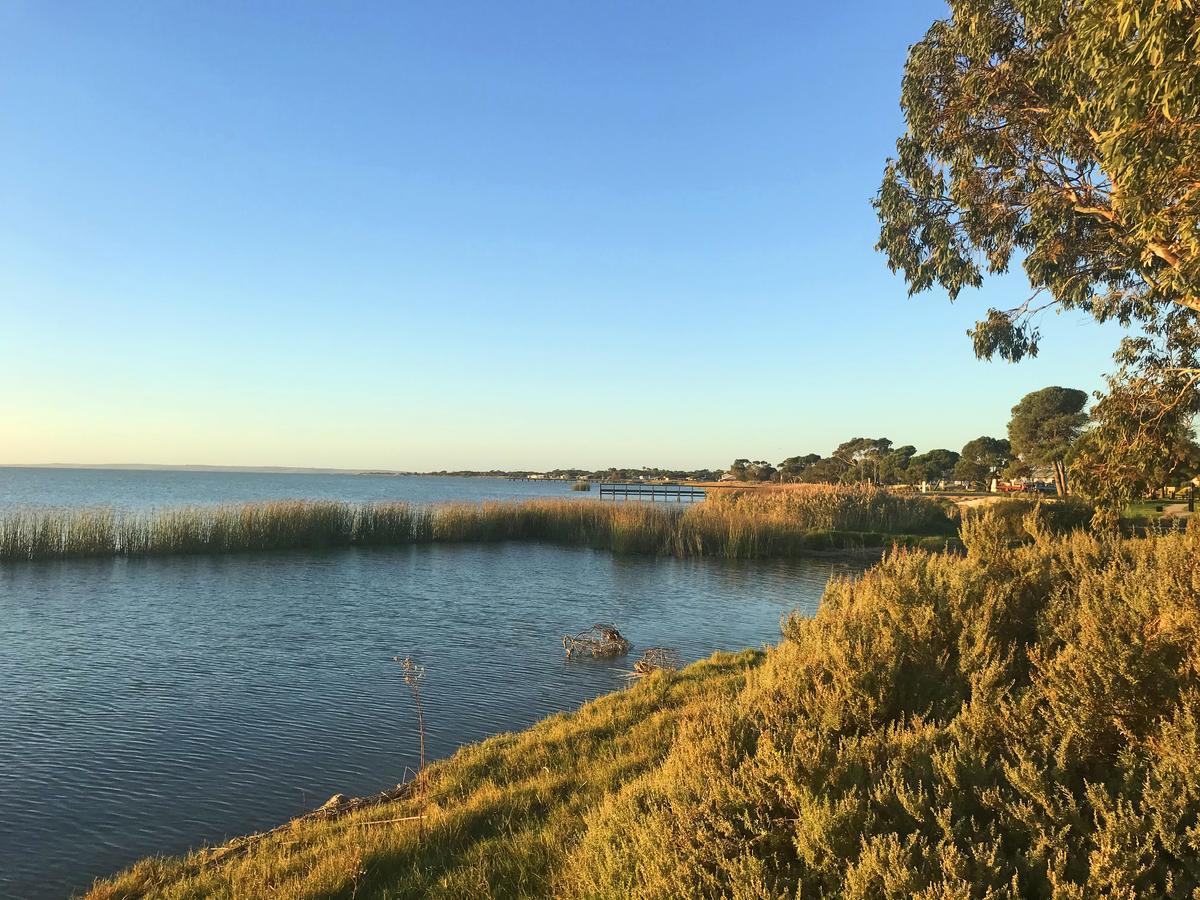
[0,467,584,511]
[0,469,853,899]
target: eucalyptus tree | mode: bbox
[833,437,894,484]
[876,0,1198,509]
[1070,348,1200,523]
[878,445,918,485]
[778,454,822,483]
[876,0,1199,356]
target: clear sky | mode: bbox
[1,1,1125,471]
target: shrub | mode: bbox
[957,496,1095,541]
[568,516,1200,898]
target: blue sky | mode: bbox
[0,1,1123,470]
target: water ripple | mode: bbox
[0,542,858,899]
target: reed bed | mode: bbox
[0,487,954,563]
[702,484,956,534]
[0,501,410,561]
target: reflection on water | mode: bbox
[0,542,862,898]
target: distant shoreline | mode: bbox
[0,463,410,476]
[0,464,711,481]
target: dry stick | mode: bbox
[395,656,426,774]
[394,655,428,839]
[355,815,427,826]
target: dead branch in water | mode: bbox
[626,647,681,678]
[562,623,632,658]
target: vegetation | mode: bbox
[569,515,1200,898]
[1070,354,1200,527]
[727,459,778,482]
[0,488,957,563]
[958,495,1095,541]
[702,485,955,536]
[1007,387,1090,495]
[778,453,822,481]
[87,517,1200,898]
[875,0,1200,361]
[875,0,1199,513]
[954,436,1011,487]
[86,651,763,900]
[734,440,963,487]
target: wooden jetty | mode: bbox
[598,482,706,502]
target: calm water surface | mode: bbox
[0,467,581,510]
[0,470,853,899]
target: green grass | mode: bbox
[1123,498,1169,522]
[84,515,1200,898]
[86,651,763,900]
[0,487,958,562]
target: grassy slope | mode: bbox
[86,651,762,900]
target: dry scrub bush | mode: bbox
[567,514,1200,898]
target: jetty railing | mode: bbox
[598,482,706,503]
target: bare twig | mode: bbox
[354,815,427,826]
[394,656,427,774]
[393,655,429,839]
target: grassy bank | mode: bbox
[87,651,763,900]
[0,487,956,562]
[87,515,1200,897]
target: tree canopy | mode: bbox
[906,449,962,486]
[1069,350,1200,523]
[1008,386,1088,494]
[778,454,822,482]
[726,459,779,482]
[832,438,893,484]
[955,436,1012,486]
[876,0,1200,365]
[877,1,1200,509]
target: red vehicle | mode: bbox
[999,480,1056,494]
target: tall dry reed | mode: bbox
[0,487,954,563]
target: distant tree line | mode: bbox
[730,385,1199,503]
[733,438,977,488]
[551,467,725,482]
[424,381,1197,517]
